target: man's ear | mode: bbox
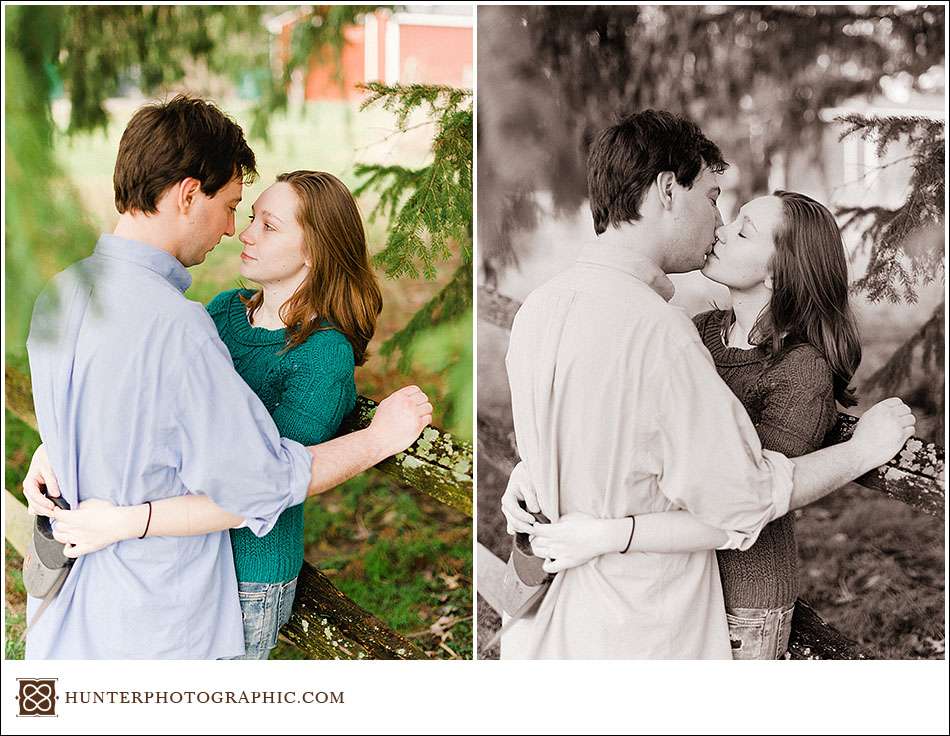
[655,171,676,211]
[177,177,202,213]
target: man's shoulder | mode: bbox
[509,282,702,373]
[521,270,700,337]
[41,255,98,294]
[76,252,221,345]
[519,265,659,310]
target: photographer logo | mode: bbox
[17,678,57,717]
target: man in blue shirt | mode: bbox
[23,95,431,659]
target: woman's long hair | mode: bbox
[750,190,862,407]
[241,171,382,365]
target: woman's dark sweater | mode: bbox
[693,309,838,610]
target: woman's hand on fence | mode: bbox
[50,498,143,558]
[22,443,61,516]
[529,513,633,573]
[851,397,916,470]
[368,385,433,458]
[501,461,539,534]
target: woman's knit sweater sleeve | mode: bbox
[755,346,838,457]
[270,338,356,447]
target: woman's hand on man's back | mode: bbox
[501,461,540,535]
[530,513,633,573]
[22,443,60,516]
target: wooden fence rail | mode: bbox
[4,365,472,659]
[476,286,944,659]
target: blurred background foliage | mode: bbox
[476,5,944,659]
[5,4,472,659]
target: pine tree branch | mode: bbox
[831,154,915,190]
[381,265,472,370]
[836,114,945,302]
[865,302,945,407]
[354,82,472,281]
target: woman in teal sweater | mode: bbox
[37,170,388,659]
[204,170,381,658]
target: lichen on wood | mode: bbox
[826,413,945,518]
[340,396,473,516]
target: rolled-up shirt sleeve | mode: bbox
[173,334,313,537]
[654,337,794,550]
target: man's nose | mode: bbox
[224,213,236,238]
[714,208,724,229]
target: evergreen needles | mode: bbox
[353,82,473,379]
[836,114,945,304]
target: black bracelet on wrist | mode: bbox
[139,501,153,539]
[620,515,636,554]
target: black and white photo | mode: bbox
[476,4,945,661]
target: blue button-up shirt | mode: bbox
[25,235,313,659]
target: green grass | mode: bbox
[5,543,27,660]
[271,473,472,659]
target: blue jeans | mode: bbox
[229,578,298,660]
[726,603,795,660]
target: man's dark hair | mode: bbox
[587,109,727,235]
[113,94,257,214]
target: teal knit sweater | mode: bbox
[206,289,357,584]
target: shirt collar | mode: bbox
[576,240,675,302]
[94,234,192,293]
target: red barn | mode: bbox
[271,8,473,101]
